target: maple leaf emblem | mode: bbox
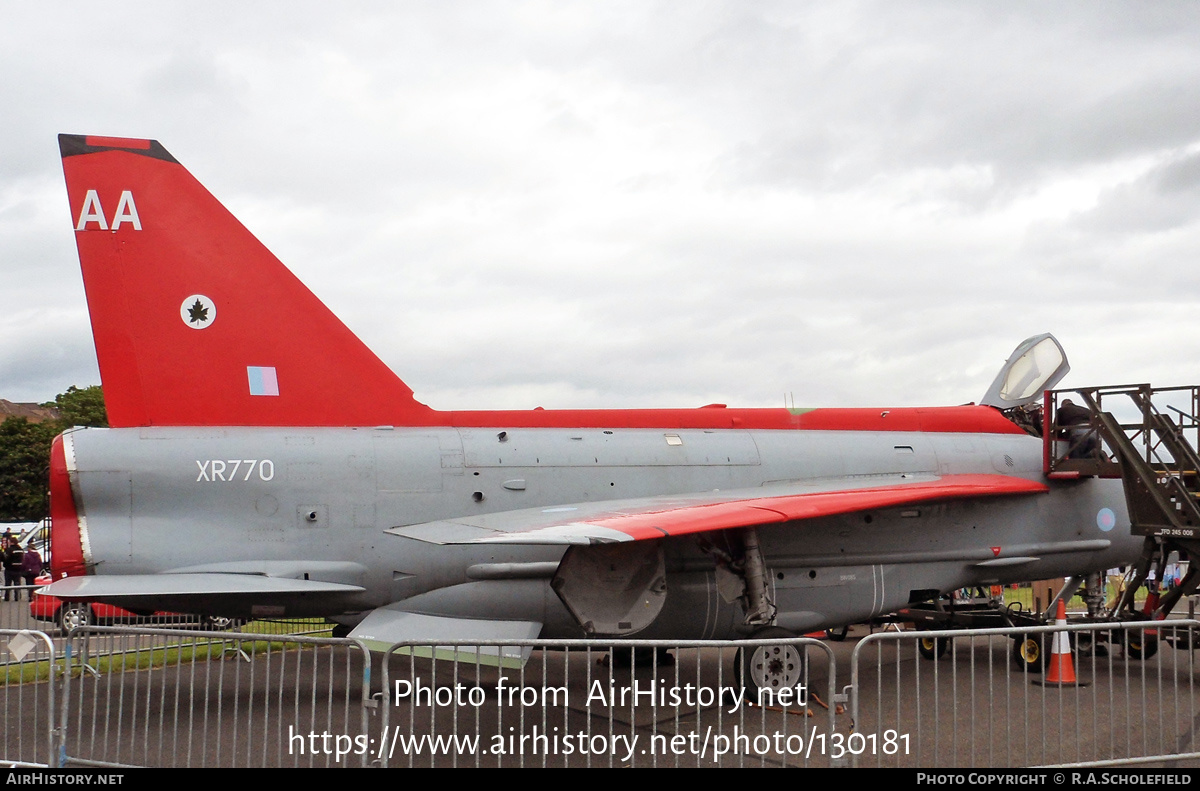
[187,299,209,324]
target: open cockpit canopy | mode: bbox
[980,333,1070,410]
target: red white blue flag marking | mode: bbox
[247,366,279,397]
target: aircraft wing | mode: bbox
[38,573,365,617]
[388,472,1048,546]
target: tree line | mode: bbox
[0,386,107,522]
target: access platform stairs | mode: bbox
[1045,384,1200,620]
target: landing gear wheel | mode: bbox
[1125,632,1159,660]
[1011,634,1050,673]
[737,628,805,699]
[825,625,849,642]
[918,635,950,660]
[59,603,94,633]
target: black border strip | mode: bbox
[58,133,179,164]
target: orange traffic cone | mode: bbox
[1034,599,1088,687]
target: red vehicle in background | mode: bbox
[30,574,240,631]
[19,526,239,632]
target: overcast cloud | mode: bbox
[3,2,1200,411]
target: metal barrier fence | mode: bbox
[0,628,58,767]
[58,627,373,768]
[378,638,838,768]
[6,619,1200,768]
[1,587,44,633]
[849,620,1200,768]
[7,628,838,768]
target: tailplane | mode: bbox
[59,134,434,427]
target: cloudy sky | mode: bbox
[3,2,1200,412]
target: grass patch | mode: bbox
[3,634,336,687]
[236,619,334,637]
[1000,582,1149,612]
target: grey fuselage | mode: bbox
[60,421,1141,638]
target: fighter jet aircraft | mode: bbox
[44,135,1142,683]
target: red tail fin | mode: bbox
[59,134,434,428]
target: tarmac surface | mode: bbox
[5,610,1200,769]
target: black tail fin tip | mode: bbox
[59,134,178,164]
